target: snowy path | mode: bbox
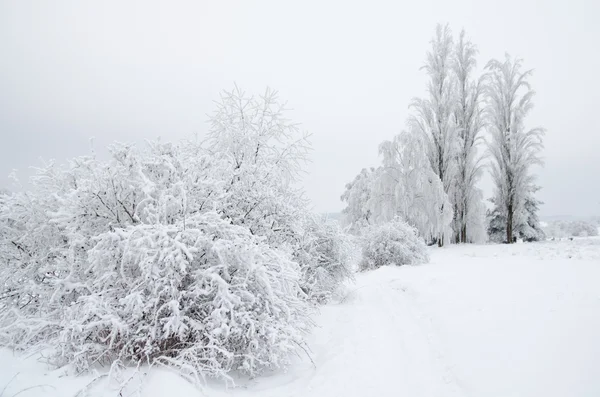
[229,269,468,397]
[299,271,466,397]
[192,240,600,397]
[2,239,600,397]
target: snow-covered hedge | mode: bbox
[359,219,429,271]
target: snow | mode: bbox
[2,238,600,397]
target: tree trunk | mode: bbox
[507,203,513,244]
[438,202,445,247]
[462,202,468,243]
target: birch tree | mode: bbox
[484,54,545,243]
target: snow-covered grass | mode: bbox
[2,238,600,396]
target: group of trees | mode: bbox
[543,220,600,238]
[0,88,353,382]
[342,24,545,245]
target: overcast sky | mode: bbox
[1,0,599,216]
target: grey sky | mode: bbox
[1,0,599,216]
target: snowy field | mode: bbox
[1,238,599,397]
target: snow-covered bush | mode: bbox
[295,216,354,303]
[0,166,69,318]
[0,87,356,382]
[359,219,429,271]
[0,146,313,381]
[76,214,310,379]
[543,220,599,238]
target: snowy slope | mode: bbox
[2,239,600,397]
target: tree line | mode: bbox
[341,24,545,245]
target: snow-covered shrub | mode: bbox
[359,219,429,271]
[0,166,70,319]
[0,87,355,382]
[0,145,313,380]
[68,213,309,379]
[295,216,354,303]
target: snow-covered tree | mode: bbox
[372,129,452,244]
[410,24,458,246]
[484,54,545,244]
[517,186,546,242]
[340,168,378,234]
[204,87,354,303]
[463,192,488,243]
[486,198,506,243]
[205,86,311,248]
[451,30,486,243]
[487,188,545,243]
[339,129,454,245]
[486,206,511,243]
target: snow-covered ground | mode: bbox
[2,238,600,397]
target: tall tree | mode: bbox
[484,54,544,243]
[451,30,486,243]
[410,24,458,246]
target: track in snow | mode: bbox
[208,267,467,397]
